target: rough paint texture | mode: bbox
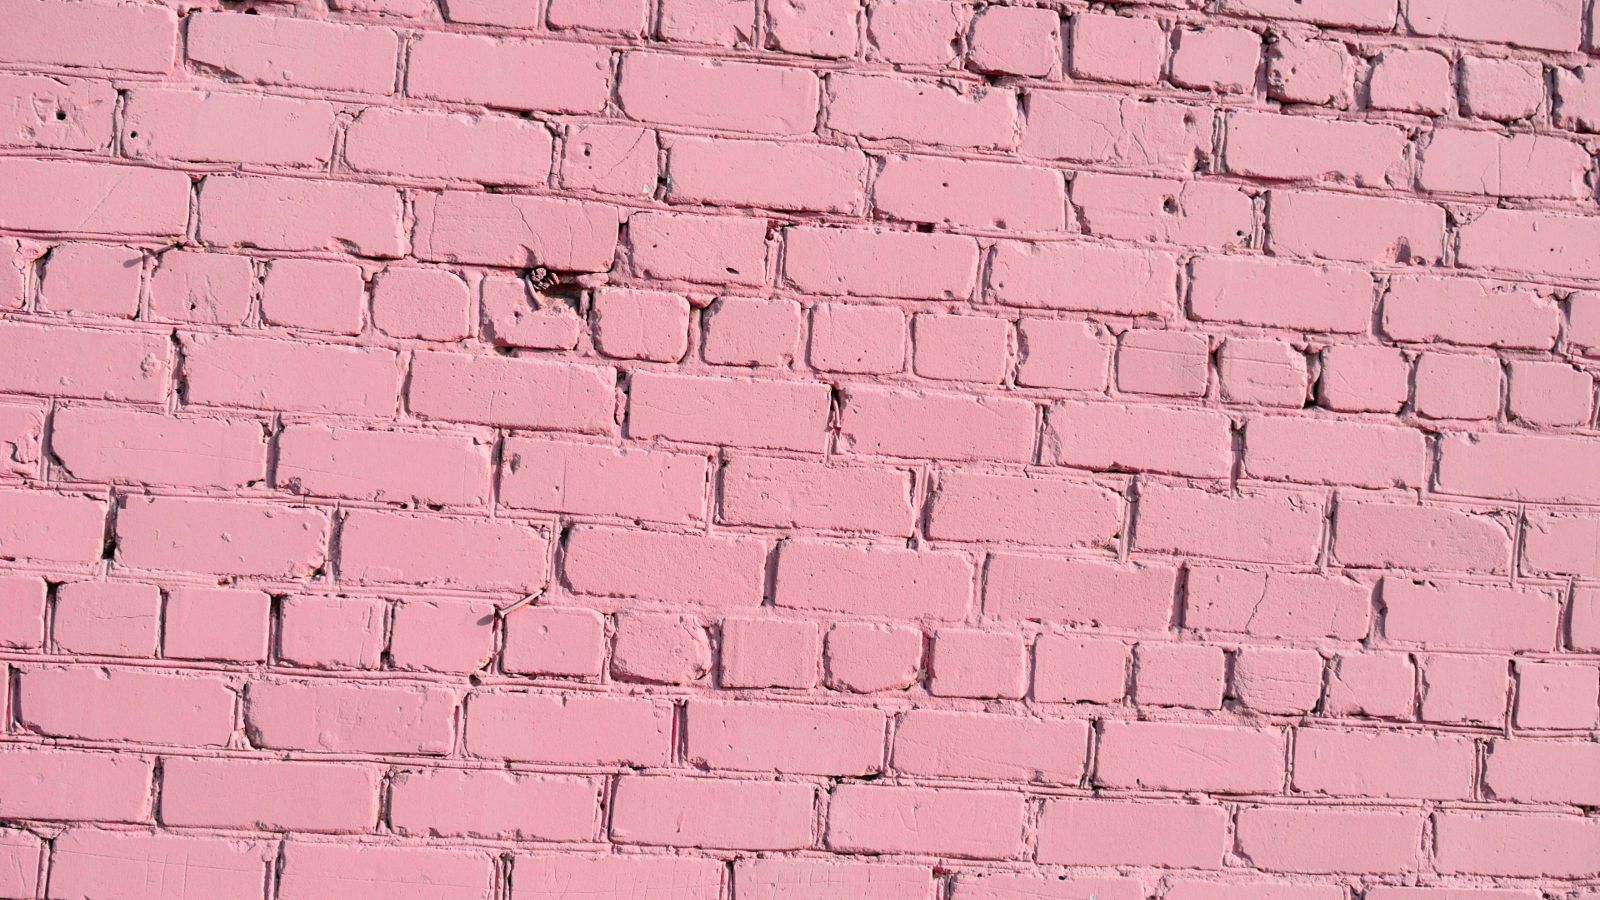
[0,0,1598,897]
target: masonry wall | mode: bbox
[0,0,1598,896]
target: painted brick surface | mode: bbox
[0,0,1597,894]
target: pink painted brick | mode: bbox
[1408,0,1583,51]
[1170,26,1261,92]
[775,538,973,620]
[1383,276,1559,350]
[277,424,491,508]
[893,709,1086,783]
[686,700,885,775]
[466,692,674,766]
[767,0,860,58]
[611,776,815,850]
[929,628,1027,699]
[867,0,966,66]
[1233,647,1323,714]
[986,555,1177,630]
[148,250,254,326]
[502,437,708,525]
[115,495,328,578]
[370,266,473,342]
[160,757,380,833]
[1457,208,1600,280]
[827,73,1016,150]
[16,666,235,745]
[0,74,114,152]
[1245,416,1425,489]
[1220,0,1397,29]
[827,785,1026,860]
[1325,652,1416,719]
[1268,190,1446,265]
[279,595,386,670]
[1414,352,1503,420]
[611,612,713,685]
[1421,653,1510,726]
[720,455,914,536]
[390,768,598,841]
[346,107,552,186]
[278,843,493,900]
[1319,345,1411,413]
[50,831,269,899]
[1422,130,1591,200]
[1023,92,1212,173]
[668,136,865,214]
[989,241,1179,317]
[1190,255,1374,333]
[1038,800,1229,868]
[592,287,692,363]
[502,606,606,678]
[198,174,403,257]
[1132,642,1227,709]
[0,402,41,478]
[162,586,270,663]
[1070,14,1165,85]
[808,303,905,374]
[260,258,366,335]
[874,153,1066,231]
[1433,812,1600,878]
[1293,728,1476,800]
[630,212,767,287]
[548,0,647,34]
[123,89,335,167]
[188,14,397,93]
[825,622,923,692]
[912,313,1010,383]
[0,576,46,650]
[1016,319,1113,391]
[0,0,177,73]
[1048,401,1232,476]
[927,470,1121,549]
[512,856,722,900]
[0,489,106,563]
[967,5,1059,77]
[562,124,659,196]
[1225,112,1407,187]
[1336,502,1512,574]
[1116,329,1210,398]
[339,510,546,591]
[620,52,819,135]
[1033,634,1129,704]
[839,386,1037,463]
[1136,483,1324,566]
[658,0,756,46]
[702,297,804,367]
[407,32,610,113]
[1186,568,1372,640]
[0,748,152,823]
[786,226,978,300]
[1074,174,1254,248]
[408,351,614,432]
[1461,57,1545,121]
[1524,512,1600,578]
[0,159,189,238]
[1235,807,1425,874]
[38,243,142,318]
[413,191,620,270]
[1485,739,1600,806]
[737,858,932,900]
[51,406,268,490]
[1383,578,1559,652]
[563,525,766,607]
[1097,720,1285,793]
[719,617,820,688]
[1514,661,1599,730]
[1367,48,1453,114]
[245,680,457,754]
[1508,360,1594,427]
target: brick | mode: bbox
[1136,484,1324,566]
[38,243,142,318]
[501,607,606,677]
[957,876,1143,900]
[967,5,1059,77]
[912,314,1010,383]
[1268,190,1446,264]
[1382,578,1560,652]
[1033,635,1128,704]
[391,769,598,841]
[1170,26,1262,93]
[277,424,489,508]
[563,525,766,607]
[1070,14,1165,85]
[1422,131,1590,200]
[1016,319,1113,391]
[1097,721,1285,793]
[929,468,1124,550]
[413,191,620,270]
[0,0,177,73]
[440,0,540,26]
[1457,209,1600,280]
[467,692,674,766]
[1233,647,1323,714]
[825,622,923,692]
[1407,0,1583,51]
[894,709,1086,783]
[1024,92,1212,173]
[875,153,1065,231]
[1438,432,1600,504]
[1461,57,1546,121]
[867,0,966,66]
[188,14,398,93]
[720,455,914,536]
[838,386,1036,463]
[1267,39,1351,105]
[503,437,708,525]
[199,174,402,257]
[0,489,105,563]
[1508,361,1593,427]
[161,757,379,832]
[687,700,885,775]
[1337,502,1512,574]
[407,32,609,112]
[0,576,46,650]
[124,89,334,167]
[1048,402,1232,478]
[1190,256,1374,333]
[245,680,456,754]
[808,303,905,374]
[1524,512,1600,578]
[1414,352,1503,418]
[630,211,768,287]
[1434,812,1600,878]
[548,0,648,34]
[1368,48,1452,114]
[115,495,327,578]
[621,52,819,135]
[764,0,858,56]
[0,74,114,152]
[0,402,41,478]
[388,600,495,673]
[1235,807,1424,874]
[658,0,756,45]
[986,555,1177,630]
[775,538,973,620]
[1319,345,1410,413]
[667,136,866,213]
[279,595,385,669]
[346,107,553,186]
[594,288,692,363]
[1383,275,1560,349]
[511,856,722,900]
[929,628,1027,699]
[369,265,473,342]
[1293,728,1475,800]
[827,73,1016,149]
[1225,112,1406,186]
[148,250,254,325]
[1244,416,1425,489]
[1038,800,1228,868]
[827,785,1026,859]
[1218,0,1397,29]
[163,586,270,664]
[260,258,366,335]
[479,278,584,351]
[409,351,613,432]
[786,226,978,300]
[339,510,546,591]
[1421,654,1509,726]
[278,843,494,900]
[1577,586,1600,652]
[1133,642,1227,709]
[989,241,1179,317]
[1515,661,1599,729]
[718,617,820,689]
[52,581,161,657]
[611,612,712,684]
[51,406,268,489]
[611,777,815,850]
[561,124,658,196]
[1116,329,1210,397]
[0,748,150,823]
[1557,65,1600,131]
[1484,739,1600,806]
[1324,652,1415,719]
[50,830,271,900]
[736,858,932,900]
[0,159,189,237]
[17,665,234,745]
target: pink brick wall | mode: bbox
[0,0,1597,895]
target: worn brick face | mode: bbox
[0,0,1594,890]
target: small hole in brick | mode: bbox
[54,110,66,121]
